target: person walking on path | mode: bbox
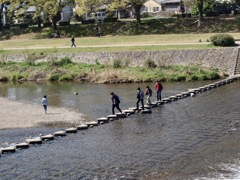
[136,87,144,110]
[145,85,152,105]
[71,36,76,48]
[111,92,122,115]
[155,80,163,101]
[41,95,48,114]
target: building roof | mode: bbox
[155,0,165,4]
[161,0,181,4]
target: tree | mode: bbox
[0,0,9,26]
[8,0,73,30]
[75,0,147,26]
[109,0,147,25]
[184,0,215,26]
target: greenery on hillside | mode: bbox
[1,16,240,40]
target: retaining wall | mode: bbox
[5,47,239,75]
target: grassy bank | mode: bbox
[0,57,221,83]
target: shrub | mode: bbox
[113,59,122,68]
[10,74,23,81]
[144,59,157,69]
[191,75,198,81]
[47,73,60,81]
[59,74,73,81]
[57,57,73,66]
[104,18,118,22]
[208,72,220,80]
[210,34,235,47]
[176,75,186,81]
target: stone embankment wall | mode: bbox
[5,47,238,75]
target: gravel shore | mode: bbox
[0,97,85,130]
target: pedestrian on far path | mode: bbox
[136,87,144,110]
[145,85,152,105]
[41,95,48,114]
[111,92,122,115]
[71,36,76,48]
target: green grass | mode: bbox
[0,59,221,83]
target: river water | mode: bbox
[0,80,239,180]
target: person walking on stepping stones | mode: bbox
[111,92,122,115]
[145,85,152,105]
[136,87,144,110]
[41,95,48,114]
[155,80,163,101]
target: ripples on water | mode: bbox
[0,80,239,179]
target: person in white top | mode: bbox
[41,95,48,114]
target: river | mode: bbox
[0,80,239,180]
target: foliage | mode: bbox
[57,57,73,66]
[210,34,235,47]
[144,59,157,68]
[113,59,122,68]
[59,74,74,81]
[0,60,221,83]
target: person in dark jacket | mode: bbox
[111,92,122,115]
[136,87,144,110]
[71,36,76,48]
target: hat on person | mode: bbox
[137,87,140,90]
[110,92,114,95]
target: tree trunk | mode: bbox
[197,0,204,26]
[134,5,142,26]
[51,17,57,30]
[37,16,42,28]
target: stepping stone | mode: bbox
[97,117,109,123]
[176,94,183,98]
[54,131,66,137]
[107,115,118,120]
[25,137,42,144]
[85,121,98,126]
[1,146,16,154]
[128,107,138,111]
[41,134,54,140]
[77,124,88,130]
[182,92,190,97]
[0,150,2,156]
[144,105,151,109]
[65,128,78,133]
[16,142,29,149]
[141,109,152,114]
[208,84,216,88]
[116,113,127,118]
[198,87,207,91]
[122,109,135,114]
[169,96,178,101]
[155,101,164,105]
[162,98,171,103]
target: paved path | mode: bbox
[1,42,211,50]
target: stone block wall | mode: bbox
[4,48,239,76]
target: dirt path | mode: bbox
[0,97,85,130]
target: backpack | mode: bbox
[149,88,152,97]
[158,82,163,90]
[116,95,121,104]
[140,90,144,99]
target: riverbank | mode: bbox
[0,97,85,130]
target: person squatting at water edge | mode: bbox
[110,92,122,115]
[41,95,48,114]
[136,87,145,110]
[155,80,163,101]
[145,85,153,105]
